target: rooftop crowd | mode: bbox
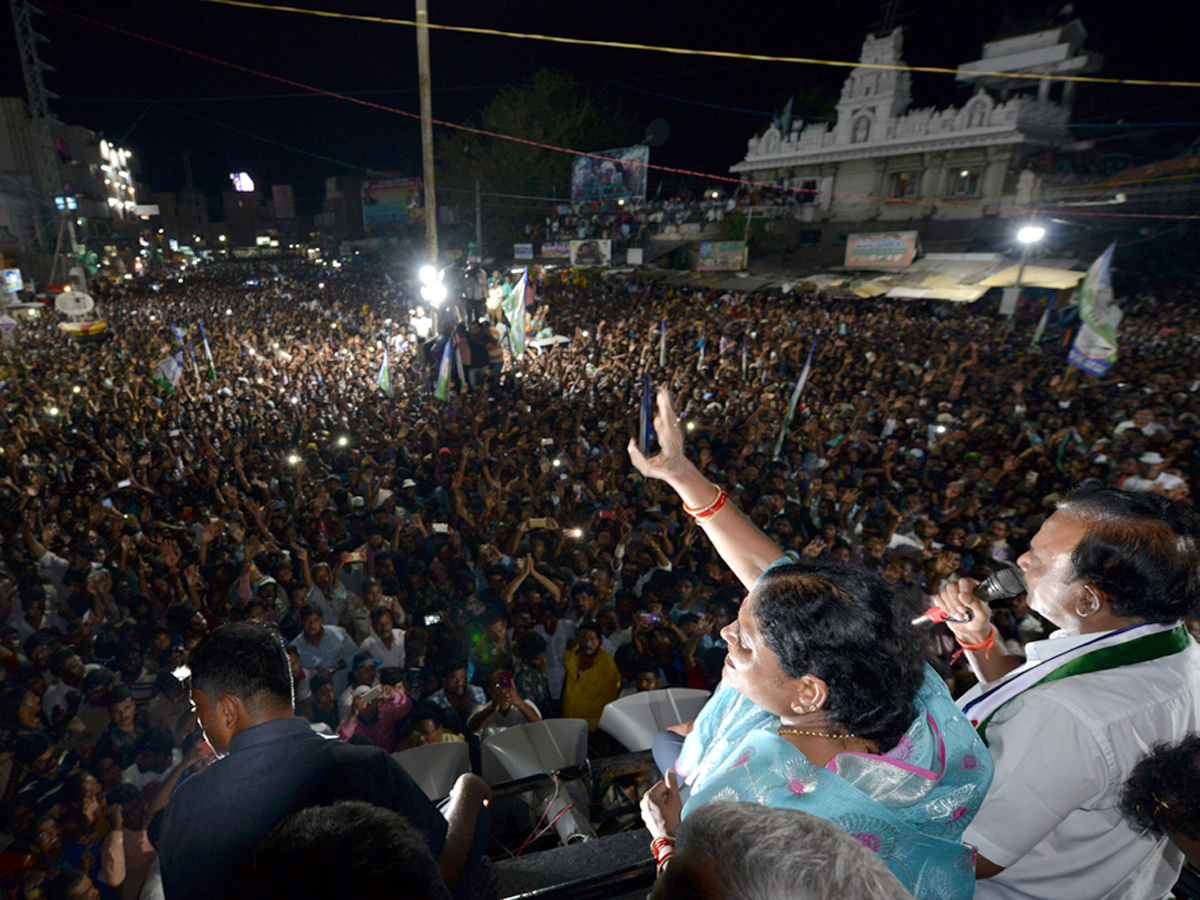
[0,255,1197,899]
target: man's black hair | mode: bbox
[189,622,293,711]
[240,801,450,900]
[13,728,51,765]
[1058,486,1200,623]
[136,726,176,757]
[409,701,446,729]
[1120,734,1200,841]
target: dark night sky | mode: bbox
[3,0,1198,217]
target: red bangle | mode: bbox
[694,491,728,525]
[683,485,723,517]
[651,836,675,870]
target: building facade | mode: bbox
[730,23,1100,238]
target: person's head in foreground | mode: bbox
[1120,734,1200,869]
[725,558,925,752]
[239,800,450,900]
[654,801,913,900]
[188,622,295,754]
[1025,486,1200,634]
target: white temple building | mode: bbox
[731,21,1101,226]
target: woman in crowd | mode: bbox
[632,387,992,899]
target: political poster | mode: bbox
[361,179,423,232]
[844,232,919,268]
[1068,242,1122,376]
[272,185,295,220]
[541,242,571,259]
[2,269,22,294]
[569,239,612,267]
[570,145,649,202]
[697,241,746,272]
[513,244,534,260]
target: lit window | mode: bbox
[887,171,920,200]
[950,167,981,196]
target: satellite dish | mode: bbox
[55,290,95,319]
[643,118,671,148]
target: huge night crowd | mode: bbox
[0,255,1198,900]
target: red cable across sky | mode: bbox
[40,3,1200,222]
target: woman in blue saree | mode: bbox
[629,387,992,900]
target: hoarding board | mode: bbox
[844,232,919,268]
[570,145,649,202]
[362,179,423,232]
[541,242,570,259]
[569,239,612,267]
[513,243,534,260]
[696,241,746,272]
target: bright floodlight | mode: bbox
[422,282,447,306]
[1018,226,1045,244]
[337,436,349,447]
[419,265,438,286]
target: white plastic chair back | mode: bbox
[598,688,712,752]
[480,718,588,785]
[392,741,470,801]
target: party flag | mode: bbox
[152,352,184,393]
[376,348,393,398]
[1068,242,1122,376]
[434,335,455,402]
[197,320,217,380]
[501,268,528,357]
[773,341,815,458]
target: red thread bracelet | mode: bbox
[954,625,996,659]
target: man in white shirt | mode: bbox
[1121,452,1188,498]
[934,486,1200,900]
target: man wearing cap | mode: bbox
[337,681,411,751]
[1122,452,1188,498]
[338,651,381,721]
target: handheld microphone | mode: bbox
[911,567,1026,626]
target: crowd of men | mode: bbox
[0,254,1197,899]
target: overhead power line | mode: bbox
[40,3,1200,221]
[183,0,1200,90]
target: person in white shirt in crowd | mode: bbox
[935,486,1200,900]
[1121,452,1189,498]
[466,670,541,741]
[360,606,406,670]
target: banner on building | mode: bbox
[1068,242,1122,377]
[569,239,612,267]
[362,179,423,232]
[697,241,746,272]
[272,185,295,220]
[844,232,920,268]
[541,242,571,259]
[2,269,22,294]
[570,145,649,202]
[513,243,534,260]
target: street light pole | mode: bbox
[415,0,439,266]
